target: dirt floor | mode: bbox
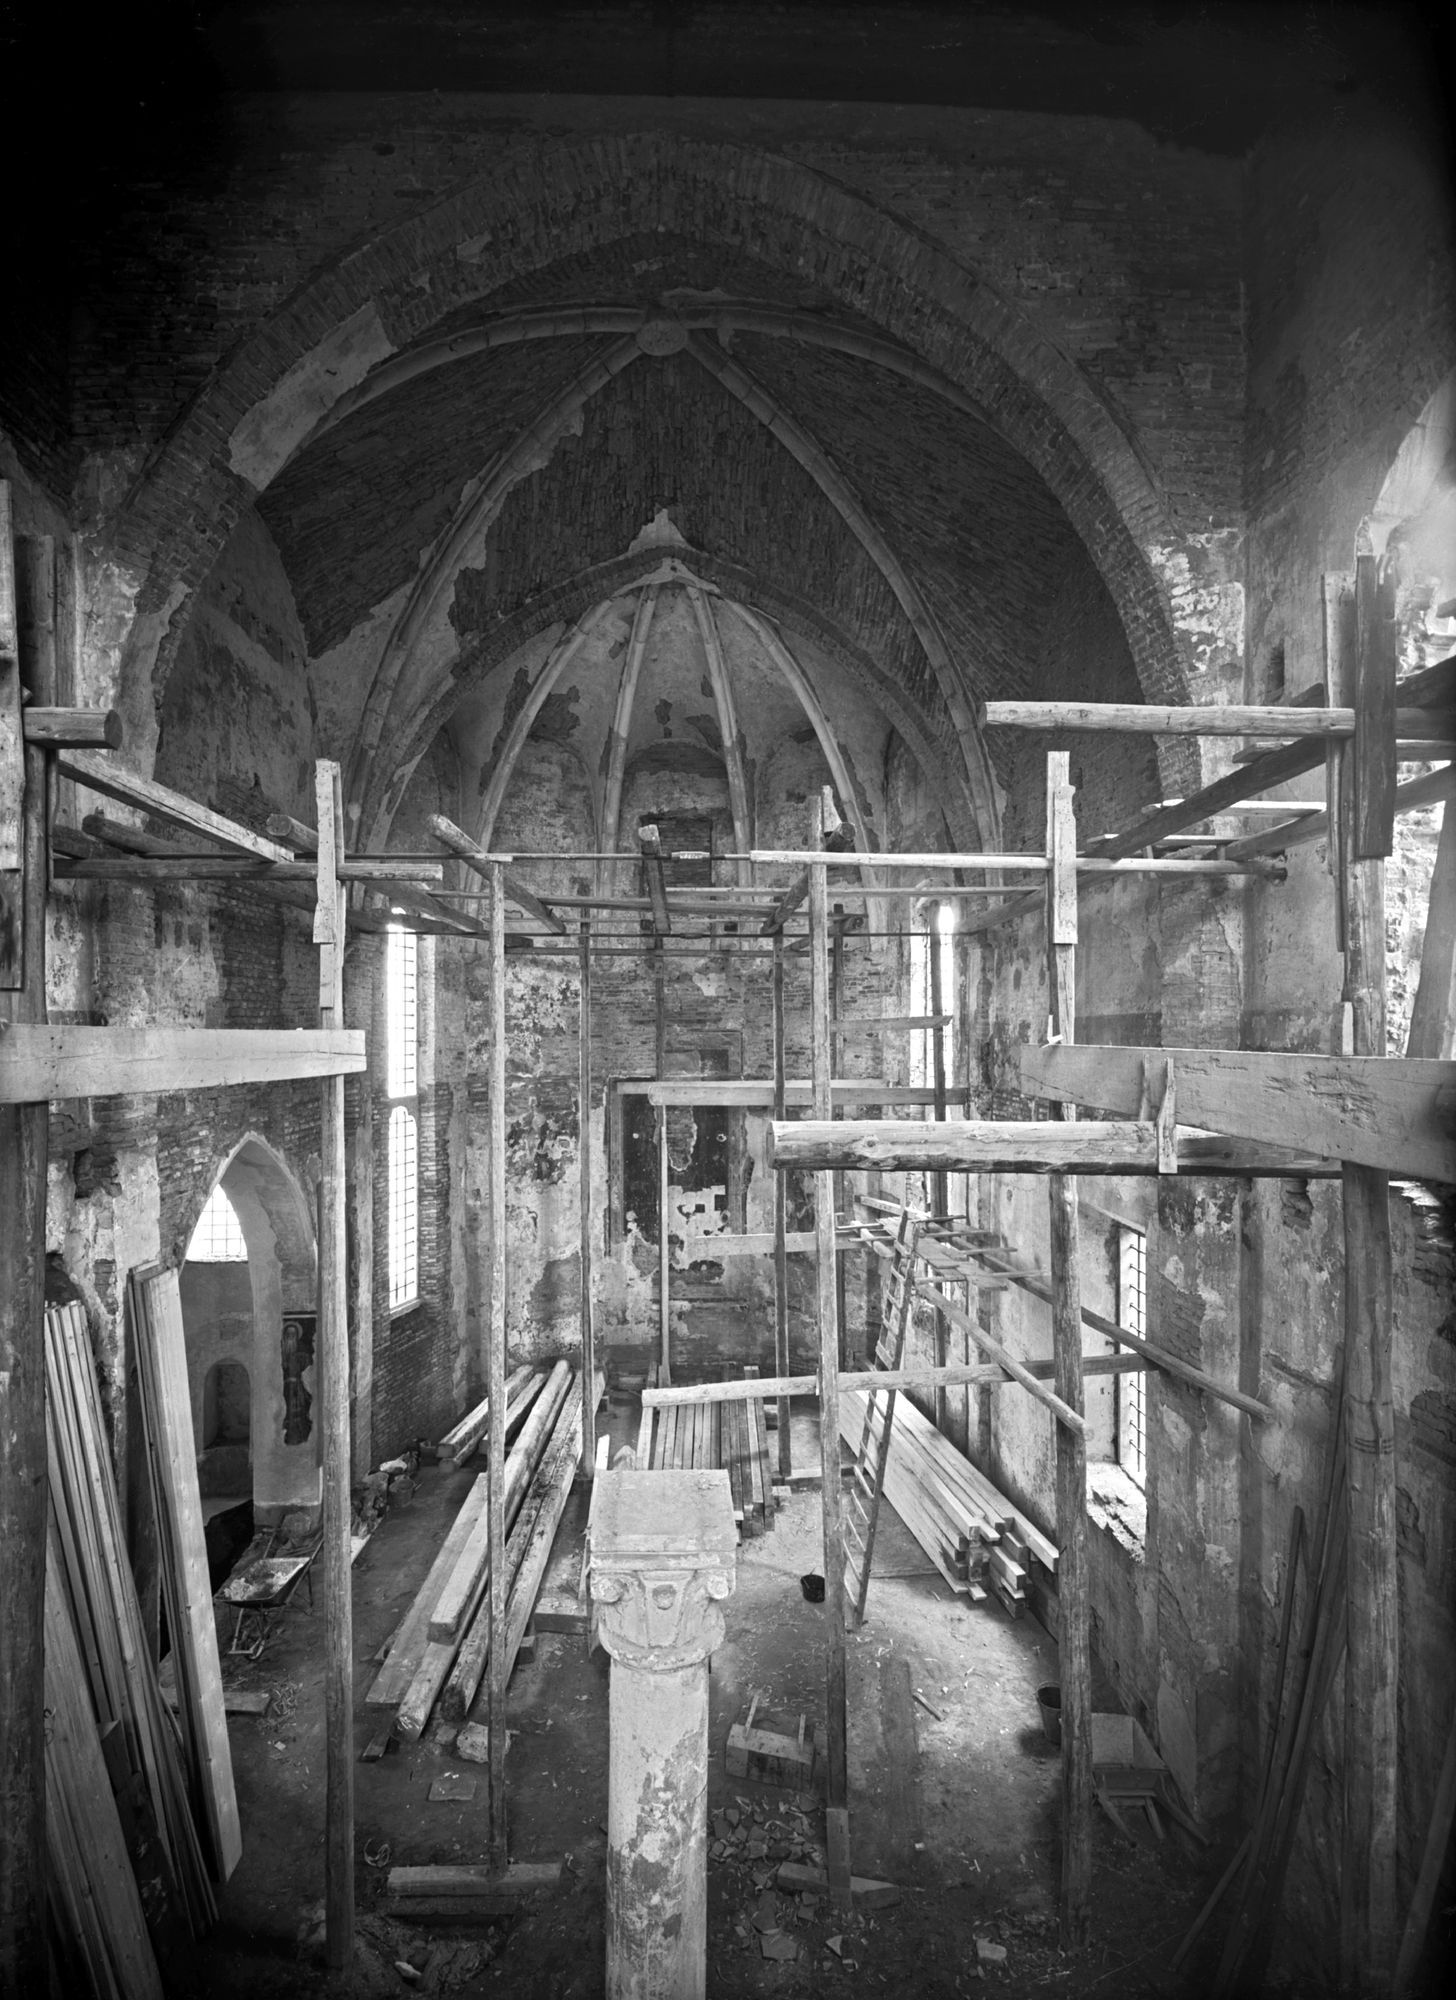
[168,1398,1252,2000]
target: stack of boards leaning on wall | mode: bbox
[44,1278,239,1996]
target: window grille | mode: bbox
[187,1183,247,1262]
[1117,1224,1148,1487]
[386,927,419,1308]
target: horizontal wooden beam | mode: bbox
[22,707,123,749]
[746,849,1275,876]
[769,1118,1341,1177]
[641,1353,1148,1408]
[54,856,444,883]
[58,750,295,862]
[624,1079,961,1107]
[1,1025,366,1102]
[982,699,1452,740]
[1021,1044,1456,1184]
[830,1014,949,1032]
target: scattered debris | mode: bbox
[912,1689,945,1721]
[393,1962,421,1985]
[427,1772,477,1802]
[975,1937,1008,1964]
[759,1930,799,1961]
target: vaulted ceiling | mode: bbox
[257,252,1144,851]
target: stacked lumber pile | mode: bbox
[838,1388,1057,1616]
[367,1362,597,1741]
[638,1370,779,1537]
[45,1297,221,1995]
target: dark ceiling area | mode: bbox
[15,2,1452,160]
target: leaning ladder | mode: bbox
[843,1206,922,1626]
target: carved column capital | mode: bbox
[592,1560,734,1670]
[589,1468,738,1672]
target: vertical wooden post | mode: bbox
[486,860,509,1868]
[928,906,951,1432]
[658,1103,672,1388]
[1339,549,1399,1997]
[579,918,596,1475]
[773,932,792,1478]
[1045,752,1092,1951]
[811,800,852,1904]
[314,759,354,1969]
[1405,790,1456,1059]
[831,913,848,1366]
[0,518,51,1988]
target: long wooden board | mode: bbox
[2,1024,366,1102]
[57,749,295,860]
[625,1079,956,1107]
[1020,1044,1456,1184]
[129,1267,242,1881]
[366,1476,488,1708]
[771,1117,1340,1178]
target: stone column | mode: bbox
[590,1468,737,2000]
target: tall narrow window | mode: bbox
[187,1183,247,1262]
[1117,1224,1147,1487]
[935,900,956,1091]
[386,926,419,1309]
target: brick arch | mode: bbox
[102,129,1194,779]
[362,547,980,855]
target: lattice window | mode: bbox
[187,1183,247,1262]
[386,927,419,1309]
[1117,1224,1148,1488]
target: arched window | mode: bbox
[187,1183,247,1261]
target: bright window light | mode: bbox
[386,926,419,1308]
[1117,1224,1148,1488]
[187,1183,247,1262]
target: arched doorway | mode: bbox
[180,1138,321,1530]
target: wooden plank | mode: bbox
[1224,762,1454,863]
[914,1281,1085,1434]
[20,705,123,748]
[438,1362,536,1461]
[982,698,1448,740]
[130,1267,242,1881]
[1043,753,1092,1953]
[1393,1708,1456,1998]
[1354,555,1399,857]
[428,1362,572,1640]
[630,1079,954,1106]
[830,1013,950,1032]
[54,856,445,883]
[0,1024,366,1102]
[1339,553,1399,1996]
[428,812,566,933]
[969,1243,1272,1421]
[658,1103,671,1386]
[366,1478,488,1707]
[0,487,47,1985]
[772,1118,1156,1173]
[1406,788,1456,1059]
[811,824,851,1906]
[580,919,595,1474]
[485,860,508,1867]
[773,932,792,1478]
[315,761,353,1967]
[44,1554,166,2000]
[639,823,672,933]
[1019,1044,1456,1184]
[57,749,295,860]
[643,1352,1148,1408]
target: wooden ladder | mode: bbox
[843,1206,922,1626]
